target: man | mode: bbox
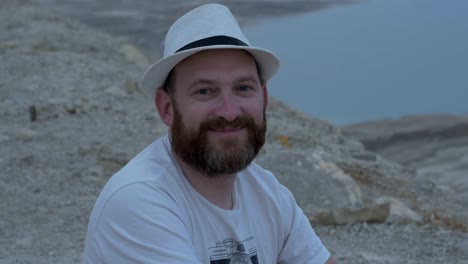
[83,3,336,263]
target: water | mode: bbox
[243,0,468,125]
[34,0,468,125]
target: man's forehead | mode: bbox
[171,49,261,82]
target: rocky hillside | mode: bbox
[342,114,468,229]
[1,1,467,263]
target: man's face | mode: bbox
[167,49,267,177]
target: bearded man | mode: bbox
[83,3,336,264]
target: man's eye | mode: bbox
[239,85,252,92]
[197,88,211,95]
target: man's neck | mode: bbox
[175,155,236,210]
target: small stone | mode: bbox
[64,102,76,113]
[373,196,423,224]
[119,44,149,67]
[402,223,418,233]
[309,203,390,225]
[105,86,127,97]
[29,105,37,121]
[15,128,40,141]
[125,79,138,93]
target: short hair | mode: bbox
[162,69,176,95]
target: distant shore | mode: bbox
[33,0,354,60]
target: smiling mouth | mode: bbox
[209,127,245,133]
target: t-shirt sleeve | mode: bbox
[277,185,330,264]
[82,182,201,264]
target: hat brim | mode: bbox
[139,45,280,97]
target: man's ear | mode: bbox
[155,88,173,127]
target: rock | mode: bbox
[373,196,423,224]
[104,85,127,97]
[256,148,364,214]
[309,203,390,225]
[317,159,364,207]
[341,114,468,230]
[28,105,37,121]
[15,128,40,141]
[125,79,138,93]
[118,44,150,67]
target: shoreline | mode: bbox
[33,0,467,124]
[33,0,355,60]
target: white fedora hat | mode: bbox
[139,3,280,97]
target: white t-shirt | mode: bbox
[83,134,330,263]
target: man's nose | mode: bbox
[215,93,240,121]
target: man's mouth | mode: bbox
[210,126,243,131]
[209,126,245,135]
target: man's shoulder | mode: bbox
[94,135,183,213]
[86,135,186,233]
[105,135,174,189]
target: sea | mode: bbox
[36,0,468,125]
[243,0,468,125]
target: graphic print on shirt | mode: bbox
[208,236,258,264]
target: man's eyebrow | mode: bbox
[188,76,259,89]
[235,75,260,83]
[189,79,216,88]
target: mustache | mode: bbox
[200,115,256,131]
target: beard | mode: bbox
[171,104,266,177]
